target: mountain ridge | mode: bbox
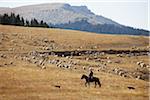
[0,3,120,25]
[0,3,149,36]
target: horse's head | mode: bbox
[81,74,87,79]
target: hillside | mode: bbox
[0,25,149,100]
[0,25,149,52]
[0,3,149,35]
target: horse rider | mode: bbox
[89,68,93,80]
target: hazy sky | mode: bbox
[0,0,149,30]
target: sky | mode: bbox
[0,0,149,30]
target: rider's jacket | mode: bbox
[89,71,93,78]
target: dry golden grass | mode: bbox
[0,63,149,100]
[0,25,149,52]
[0,25,149,100]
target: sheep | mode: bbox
[118,71,125,76]
[65,56,69,59]
[122,74,127,77]
[43,38,49,43]
[117,54,123,57]
[32,56,36,59]
[100,52,105,56]
[0,54,6,58]
[136,61,147,68]
[57,64,61,67]
[41,66,46,69]
[136,75,141,80]
[85,58,89,61]
[64,64,69,68]
[136,62,141,65]
[106,56,110,59]
[107,60,112,64]
[146,65,150,68]
[39,59,45,66]
[83,66,86,70]
[140,63,146,68]
[114,68,119,74]
[45,47,52,50]
[10,61,13,65]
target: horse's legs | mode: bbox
[85,82,87,87]
[95,82,97,88]
[99,83,101,87]
[98,80,101,87]
[87,82,90,87]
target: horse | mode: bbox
[81,74,101,88]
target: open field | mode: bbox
[0,25,149,100]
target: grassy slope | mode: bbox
[0,25,149,52]
[0,25,149,100]
[0,63,148,100]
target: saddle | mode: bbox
[89,76,94,81]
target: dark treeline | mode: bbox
[0,13,49,28]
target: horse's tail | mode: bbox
[98,79,101,87]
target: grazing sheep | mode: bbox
[136,75,141,80]
[86,58,89,61]
[146,65,150,68]
[122,74,127,77]
[32,56,36,59]
[0,54,6,58]
[140,63,146,68]
[83,66,86,70]
[118,71,125,76]
[41,66,46,69]
[136,62,141,65]
[65,56,69,59]
[39,59,45,65]
[10,61,13,65]
[107,60,112,64]
[57,64,62,68]
[114,68,120,74]
[100,52,105,56]
[43,38,49,43]
[106,56,110,59]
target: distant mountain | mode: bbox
[54,19,149,36]
[0,3,149,36]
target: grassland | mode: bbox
[0,25,149,100]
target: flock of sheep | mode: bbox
[0,48,147,81]
[0,32,149,81]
